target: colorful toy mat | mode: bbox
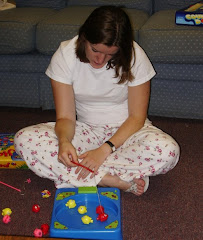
[0,133,28,169]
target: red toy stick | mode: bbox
[0,181,21,192]
[71,161,94,173]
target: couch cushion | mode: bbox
[0,72,40,108]
[16,0,66,10]
[139,10,203,64]
[67,0,152,14]
[0,53,51,73]
[0,8,56,54]
[36,6,149,55]
[149,77,203,119]
[153,0,199,12]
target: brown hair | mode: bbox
[75,6,135,84]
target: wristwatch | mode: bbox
[105,141,116,153]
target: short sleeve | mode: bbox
[128,42,156,87]
[45,40,74,85]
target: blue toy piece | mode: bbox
[50,187,122,240]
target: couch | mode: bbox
[0,0,202,119]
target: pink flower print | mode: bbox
[169,151,175,157]
[107,132,112,136]
[66,167,72,173]
[19,143,23,147]
[129,172,134,177]
[137,155,141,159]
[145,146,150,150]
[31,161,36,166]
[155,146,162,154]
[19,150,24,157]
[131,148,136,152]
[82,130,88,136]
[48,141,53,145]
[162,168,167,174]
[86,138,91,144]
[114,154,118,160]
[158,149,162,154]
[28,138,32,143]
[35,130,39,133]
[157,159,162,163]
[139,162,142,166]
[44,132,49,137]
[150,165,155,174]
[155,138,159,141]
[58,175,63,181]
[16,131,23,138]
[127,158,134,164]
[31,150,37,155]
[51,151,57,157]
[145,158,151,162]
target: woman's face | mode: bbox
[85,41,119,69]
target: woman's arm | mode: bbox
[76,80,150,179]
[102,80,150,152]
[51,79,78,166]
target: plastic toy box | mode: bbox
[175,1,203,26]
[0,133,28,169]
[50,187,122,240]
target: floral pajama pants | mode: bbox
[14,119,180,188]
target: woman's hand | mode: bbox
[75,146,110,180]
[58,139,78,167]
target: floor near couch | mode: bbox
[0,107,202,240]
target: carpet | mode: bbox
[0,107,202,240]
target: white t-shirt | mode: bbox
[46,36,156,125]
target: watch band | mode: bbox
[105,141,116,153]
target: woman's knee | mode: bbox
[141,128,180,167]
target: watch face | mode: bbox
[112,146,116,152]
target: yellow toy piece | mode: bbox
[2,208,12,216]
[81,215,93,224]
[65,199,76,209]
[78,206,87,214]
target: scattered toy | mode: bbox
[0,181,21,193]
[2,215,11,224]
[81,215,93,224]
[41,189,51,198]
[41,223,49,235]
[32,204,40,213]
[26,178,31,184]
[65,199,76,209]
[2,208,12,216]
[34,228,43,238]
[78,206,87,214]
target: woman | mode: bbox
[14,6,180,196]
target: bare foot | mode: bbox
[98,174,148,196]
[125,178,146,196]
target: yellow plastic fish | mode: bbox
[65,199,76,209]
[81,215,93,224]
[2,208,12,216]
[78,206,87,214]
